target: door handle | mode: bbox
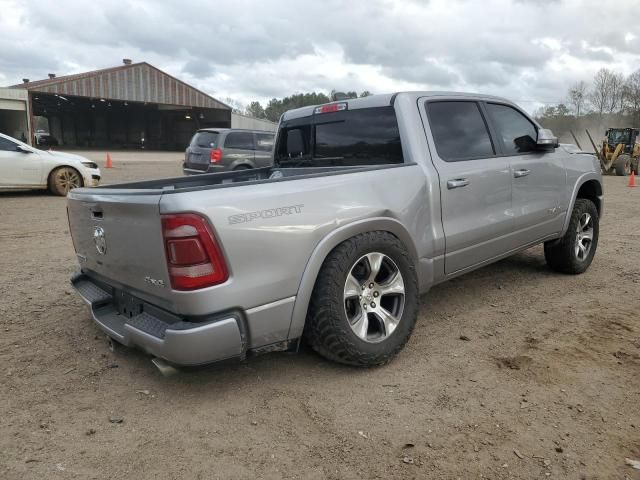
[447,178,470,189]
[514,169,531,178]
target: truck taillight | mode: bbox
[210,148,222,163]
[161,214,228,291]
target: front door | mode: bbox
[422,100,515,275]
[0,136,42,187]
[484,103,565,243]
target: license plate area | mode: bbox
[113,290,144,319]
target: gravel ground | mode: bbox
[1,158,639,480]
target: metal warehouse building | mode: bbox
[6,60,275,150]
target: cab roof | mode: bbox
[280,91,516,122]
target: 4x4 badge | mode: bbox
[93,226,107,255]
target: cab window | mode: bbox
[0,137,18,151]
[485,103,537,154]
[426,101,495,161]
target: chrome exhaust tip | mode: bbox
[151,357,179,377]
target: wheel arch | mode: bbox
[47,164,85,194]
[287,217,419,340]
[229,159,256,170]
[47,164,84,184]
[561,174,603,236]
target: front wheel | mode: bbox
[304,231,419,367]
[544,199,599,274]
[48,167,83,196]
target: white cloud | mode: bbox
[1,0,640,113]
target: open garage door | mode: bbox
[0,99,29,143]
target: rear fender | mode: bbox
[228,159,256,170]
[287,217,420,340]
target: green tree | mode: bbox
[245,101,265,119]
[264,92,331,122]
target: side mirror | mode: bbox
[537,129,558,151]
[16,145,33,154]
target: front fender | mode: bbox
[561,172,604,236]
[287,217,420,340]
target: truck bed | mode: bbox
[87,165,400,195]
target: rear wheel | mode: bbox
[304,231,419,367]
[614,154,631,176]
[544,198,599,274]
[233,165,252,171]
[48,167,83,196]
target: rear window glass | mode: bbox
[191,131,218,148]
[224,132,255,149]
[256,133,275,152]
[275,106,403,167]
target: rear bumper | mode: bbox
[183,165,226,175]
[71,273,244,366]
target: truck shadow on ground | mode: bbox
[0,189,51,198]
[108,246,562,390]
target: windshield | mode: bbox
[607,129,630,145]
[275,106,403,167]
[190,131,219,148]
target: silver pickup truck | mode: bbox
[67,92,603,368]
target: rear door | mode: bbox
[185,130,219,172]
[254,132,275,167]
[0,136,42,186]
[223,131,255,168]
[484,103,565,242]
[421,100,514,275]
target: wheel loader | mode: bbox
[585,127,640,176]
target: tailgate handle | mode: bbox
[514,169,531,178]
[90,208,103,220]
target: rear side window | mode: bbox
[0,137,17,151]
[191,131,219,148]
[486,103,537,154]
[275,106,403,167]
[224,132,254,150]
[255,133,274,152]
[426,101,494,161]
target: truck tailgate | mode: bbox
[67,191,170,301]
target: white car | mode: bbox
[0,132,101,195]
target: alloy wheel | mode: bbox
[575,212,594,261]
[343,252,406,343]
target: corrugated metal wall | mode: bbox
[31,63,229,110]
[231,113,278,132]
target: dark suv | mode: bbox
[183,128,275,174]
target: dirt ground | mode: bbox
[1,156,639,480]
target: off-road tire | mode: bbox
[48,166,83,196]
[614,154,631,176]
[631,157,639,175]
[303,231,419,367]
[544,199,599,274]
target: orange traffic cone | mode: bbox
[629,170,636,187]
[105,153,113,169]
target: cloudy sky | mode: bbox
[1,0,639,112]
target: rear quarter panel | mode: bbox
[159,165,435,325]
